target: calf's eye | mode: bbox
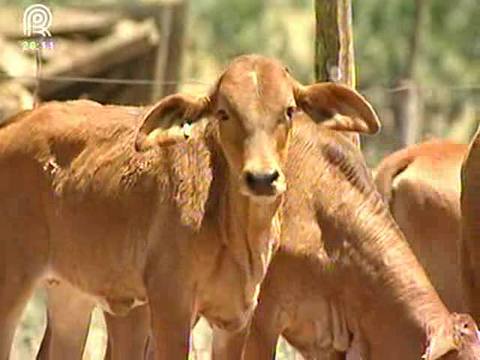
[216,109,229,122]
[285,106,297,122]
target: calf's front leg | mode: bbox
[146,280,193,359]
[144,243,195,360]
[104,305,151,360]
[211,325,250,360]
[242,295,285,360]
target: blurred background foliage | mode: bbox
[0,0,480,87]
[2,0,479,358]
[185,0,478,164]
[5,0,478,87]
[353,0,479,87]
[187,0,480,84]
[1,0,478,156]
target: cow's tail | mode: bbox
[373,149,416,206]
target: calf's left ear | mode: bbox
[135,94,211,151]
[294,83,380,135]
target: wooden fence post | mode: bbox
[392,0,427,148]
[152,0,187,100]
[315,0,360,147]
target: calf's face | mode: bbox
[135,54,380,202]
[214,57,293,199]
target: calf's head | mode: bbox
[135,54,379,202]
[424,313,480,360]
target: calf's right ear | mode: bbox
[294,83,381,135]
[135,94,211,151]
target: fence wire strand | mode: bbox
[0,73,211,87]
[0,72,478,93]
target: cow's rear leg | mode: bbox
[0,174,50,358]
[37,281,95,360]
[0,228,47,358]
[0,269,38,359]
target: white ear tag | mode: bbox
[182,122,193,139]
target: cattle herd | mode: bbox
[0,54,479,360]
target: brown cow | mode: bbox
[0,54,380,359]
[461,125,480,325]
[375,140,469,313]
[211,127,480,359]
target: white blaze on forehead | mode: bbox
[248,70,259,96]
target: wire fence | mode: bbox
[0,72,479,93]
[0,73,211,87]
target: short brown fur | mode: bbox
[0,55,379,359]
[375,140,469,313]
[39,128,479,360]
[212,127,480,360]
[461,126,480,325]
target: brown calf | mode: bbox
[0,54,379,359]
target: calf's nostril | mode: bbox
[268,170,280,183]
[245,171,256,188]
[245,170,280,188]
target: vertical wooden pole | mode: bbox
[315,0,360,147]
[314,0,355,87]
[152,0,187,100]
[161,0,187,97]
[392,0,427,148]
